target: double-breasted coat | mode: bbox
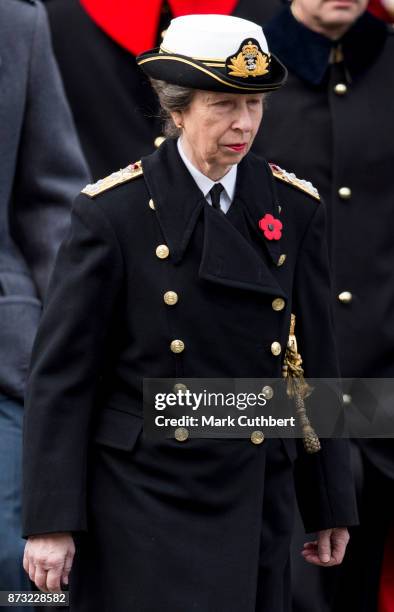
[22,139,357,611]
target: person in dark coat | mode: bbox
[43,0,286,180]
[0,0,89,606]
[253,1,394,611]
[22,14,357,612]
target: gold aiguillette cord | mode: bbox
[282,314,321,454]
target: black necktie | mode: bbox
[209,183,224,211]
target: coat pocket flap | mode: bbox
[93,407,143,451]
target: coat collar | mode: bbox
[142,139,285,298]
[265,7,388,85]
[142,138,206,264]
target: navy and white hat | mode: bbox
[137,14,287,93]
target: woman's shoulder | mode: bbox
[246,152,321,210]
[77,160,151,221]
[70,160,153,247]
[81,161,144,199]
[269,163,321,204]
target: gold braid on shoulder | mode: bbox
[282,314,321,454]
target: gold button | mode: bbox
[154,136,166,148]
[271,341,282,356]
[161,29,167,39]
[164,291,178,306]
[342,393,352,406]
[272,297,285,312]
[156,244,169,259]
[334,83,347,95]
[170,340,185,354]
[338,187,352,200]
[277,254,287,267]
[251,430,265,445]
[175,427,189,442]
[149,198,156,210]
[338,291,353,304]
[173,383,188,393]
[262,385,274,400]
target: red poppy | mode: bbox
[259,214,283,241]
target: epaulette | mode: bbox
[81,161,143,198]
[269,163,320,201]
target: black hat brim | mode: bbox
[137,48,287,93]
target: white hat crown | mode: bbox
[161,14,270,60]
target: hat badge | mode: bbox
[227,39,271,79]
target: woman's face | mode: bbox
[173,90,264,180]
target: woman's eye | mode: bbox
[214,100,232,108]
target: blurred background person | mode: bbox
[43,0,286,180]
[253,1,394,611]
[0,0,89,608]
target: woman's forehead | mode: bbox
[200,91,264,103]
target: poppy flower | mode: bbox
[259,214,283,241]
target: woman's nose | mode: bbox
[233,108,253,132]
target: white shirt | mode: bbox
[177,138,237,214]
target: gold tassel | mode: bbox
[282,314,321,454]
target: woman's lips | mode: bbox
[225,143,247,152]
[327,0,356,6]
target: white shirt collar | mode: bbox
[177,138,237,208]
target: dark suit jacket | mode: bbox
[23,139,357,610]
[0,0,89,400]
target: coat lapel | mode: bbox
[142,140,285,298]
[235,152,282,266]
[199,203,285,297]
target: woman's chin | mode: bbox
[220,146,249,162]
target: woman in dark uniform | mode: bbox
[22,14,357,612]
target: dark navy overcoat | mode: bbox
[22,139,357,611]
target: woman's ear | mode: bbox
[170,111,183,129]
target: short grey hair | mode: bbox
[150,79,196,138]
[150,78,269,138]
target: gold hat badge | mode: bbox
[226,39,271,79]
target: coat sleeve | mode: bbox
[11,1,90,299]
[292,201,359,533]
[22,194,123,537]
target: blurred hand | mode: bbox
[23,533,75,592]
[302,527,350,567]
